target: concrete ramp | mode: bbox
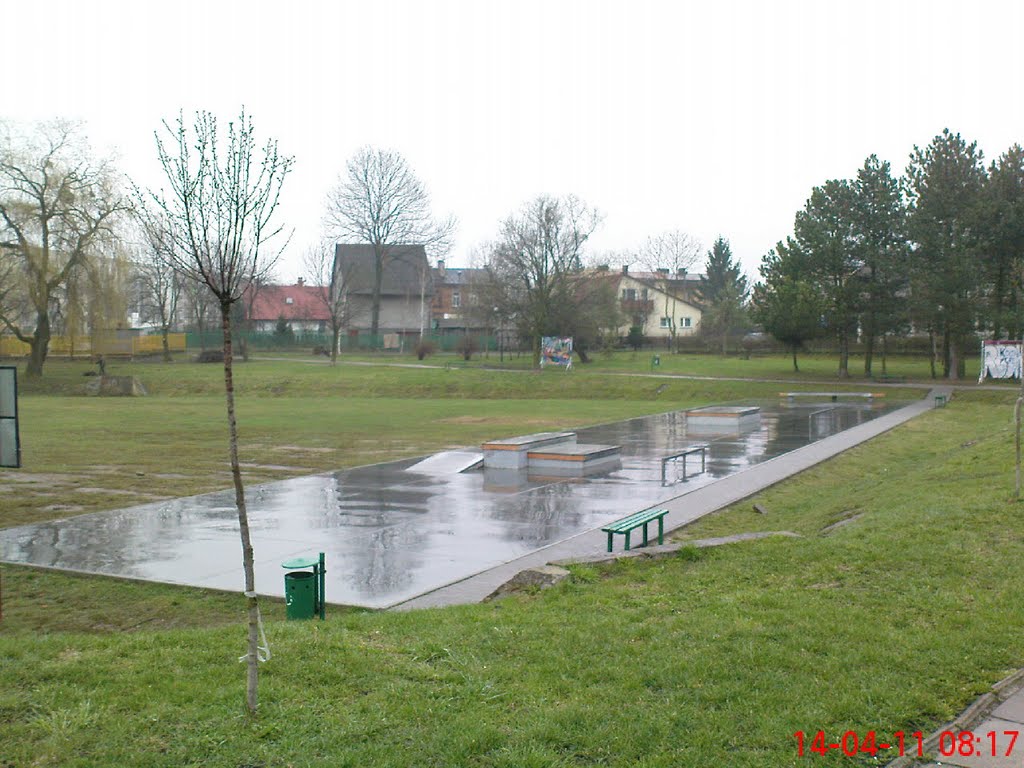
[406,450,484,474]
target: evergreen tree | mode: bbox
[851,156,908,376]
[751,240,824,372]
[790,179,860,378]
[906,129,987,380]
[697,237,748,354]
[979,145,1024,338]
[697,237,747,305]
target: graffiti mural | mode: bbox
[980,341,1023,382]
[540,336,573,369]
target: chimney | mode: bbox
[677,269,686,278]
[657,268,669,275]
[437,259,446,277]
[622,264,629,274]
[297,277,305,287]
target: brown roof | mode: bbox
[334,244,432,296]
[248,283,330,322]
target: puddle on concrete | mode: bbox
[0,400,899,608]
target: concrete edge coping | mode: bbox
[547,530,803,567]
[885,668,1024,767]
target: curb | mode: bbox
[885,668,1024,767]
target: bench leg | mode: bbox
[658,516,664,545]
[642,522,649,547]
[607,532,614,553]
[625,530,631,551]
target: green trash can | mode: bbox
[284,571,316,620]
[282,553,326,621]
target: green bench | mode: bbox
[602,508,669,552]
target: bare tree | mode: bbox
[323,147,454,340]
[639,229,702,351]
[486,195,601,365]
[303,239,362,363]
[131,208,182,361]
[182,275,216,350]
[0,121,125,376]
[149,109,293,715]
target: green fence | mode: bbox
[184,331,500,354]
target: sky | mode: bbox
[6,0,1023,282]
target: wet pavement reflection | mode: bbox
[0,400,899,608]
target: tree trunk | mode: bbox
[942,328,951,378]
[220,302,261,716]
[792,345,800,373]
[837,331,849,379]
[370,247,384,341]
[331,326,339,365]
[161,326,171,362]
[863,331,874,377]
[929,329,937,379]
[26,310,50,378]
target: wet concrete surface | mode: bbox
[0,400,901,608]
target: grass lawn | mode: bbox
[250,347,984,383]
[0,356,1012,766]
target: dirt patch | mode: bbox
[41,504,85,513]
[272,445,336,454]
[75,487,148,496]
[0,472,85,485]
[239,463,311,472]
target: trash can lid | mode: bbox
[282,555,319,569]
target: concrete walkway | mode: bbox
[393,386,952,610]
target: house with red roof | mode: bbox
[246,279,331,333]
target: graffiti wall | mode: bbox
[980,341,1023,382]
[540,336,573,368]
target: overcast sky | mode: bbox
[7,0,1023,282]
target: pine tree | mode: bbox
[697,237,748,354]
[906,129,987,380]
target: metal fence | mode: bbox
[0,333,187,358]
[186,331,499,354]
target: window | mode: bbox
[285,297,294,305]
[640,288,648,301]
[660,317,672,329]
[621,288,637,301]
[682,317,692,328]
[451,290,460,308]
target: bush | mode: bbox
[414,340,436,360]
[454,335,477,361]
[195,349,224,363]
[626,326,645,351]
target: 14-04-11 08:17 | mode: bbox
[794,729,1021,758]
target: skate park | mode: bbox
[0,394,935,609]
